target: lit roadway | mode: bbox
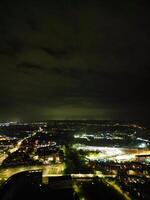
[0,163,65,180]
[9,139,23,153]
[0,154,7,165]
[0,140,24,164]
[0,129,42,164]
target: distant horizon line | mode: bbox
[0,119,149,123]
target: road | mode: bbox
[0,163,65,181]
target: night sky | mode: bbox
[0,0,150,121]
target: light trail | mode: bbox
[105,179,131,200]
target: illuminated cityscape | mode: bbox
[0,120,150,199]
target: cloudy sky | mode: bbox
[0,0,150,121]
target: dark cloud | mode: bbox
[0,38,23,56]
[17,62,46,71]
[41,47,70,59]
[27,19,40,32]
[0,0,150,120]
